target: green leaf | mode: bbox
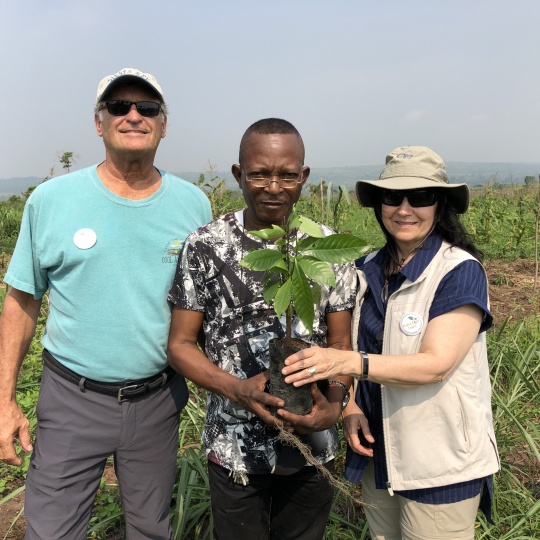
[326,182,333,222]
[262,273,280,286]
[292,264,315,333]
[274,278,292,316]
[339,184,351,204]
[298,215,325,238]
[311,282,322,305]
[296,236,320,250]
[289,211,301,230]
[304,234,368,263]
[263,280,280,304]
[297,256,336,287]
[246,224,286,239]
[268,260,288,273]
[239,249,283,271]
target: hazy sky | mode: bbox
[1,0,539,180]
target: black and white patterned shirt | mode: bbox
[169,211,357,476]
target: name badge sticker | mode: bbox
[73,228,97,250]
[400,312,423,336]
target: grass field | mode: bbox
[0,180,539,539]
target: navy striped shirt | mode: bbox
[344,234,494,521]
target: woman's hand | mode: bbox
[342,401,374,457]
[282,346,360,386]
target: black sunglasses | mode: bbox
[102,100,162,117]
[381,189,438,208]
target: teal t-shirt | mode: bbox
[5,165,212,381]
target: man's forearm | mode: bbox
[0,288,41,402]
[168,342,243,403]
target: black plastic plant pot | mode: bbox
[269,338,313,415]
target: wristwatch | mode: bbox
[329,380,350,410]
[358,350,369,380]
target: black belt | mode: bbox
[42,349,176,403]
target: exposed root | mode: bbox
[276,423,370,509]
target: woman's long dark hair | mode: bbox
[373,189,483,277]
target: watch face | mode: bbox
[342,393,350,409]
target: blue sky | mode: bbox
[1,0,539,179]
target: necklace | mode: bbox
[382,227,436,301]
[395,244,423,269]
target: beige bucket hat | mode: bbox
[356,146,469,213]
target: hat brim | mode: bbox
[356,177,469,214]
[97,75,164,103]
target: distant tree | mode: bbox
[59,151,75,174]
[43,166,55,183]
[524,175,537,186]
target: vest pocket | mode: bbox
[454,386,470,452]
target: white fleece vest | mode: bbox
[352,242,500,491]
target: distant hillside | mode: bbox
[444,162,540,189]
[176,162,540,191]
[2,162,540,199]
[0,177,43,200]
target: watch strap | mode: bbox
[358,350,369,380]
[329,380,350,410]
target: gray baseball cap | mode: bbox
[356,146,469,213]
[95,67,164,105]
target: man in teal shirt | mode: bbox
[0,67,211,539]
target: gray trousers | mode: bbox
[24,365,187,540]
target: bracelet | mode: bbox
[358,350,369,380]
[328,380,350,410]
[328,380,348,395]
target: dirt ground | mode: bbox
[0,258,538,539]
[484,258,540,322]
[0,467,121,539]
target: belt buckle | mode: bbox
[117,383,141,404]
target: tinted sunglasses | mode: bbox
[103,100,162,117]
[381,189,438,208]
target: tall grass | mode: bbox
[1,181,539,538]
[479,318,540,539]
[0,205,22,251]
[1,310,537,539]
[463,183,539,260]
[171,446,213,539]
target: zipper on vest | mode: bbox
[381,387,395,496]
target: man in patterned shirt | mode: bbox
[168,118,356,539]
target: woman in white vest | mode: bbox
[281,146,500,540]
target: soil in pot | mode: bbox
[269,338,313,415]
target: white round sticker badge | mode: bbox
[400,312,423,336]
[73,228,97,250]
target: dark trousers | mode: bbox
[208,459,335,540]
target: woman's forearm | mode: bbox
[284,305,483,387]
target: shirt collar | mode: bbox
[397,233,443,282]
[356,233,443,284]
